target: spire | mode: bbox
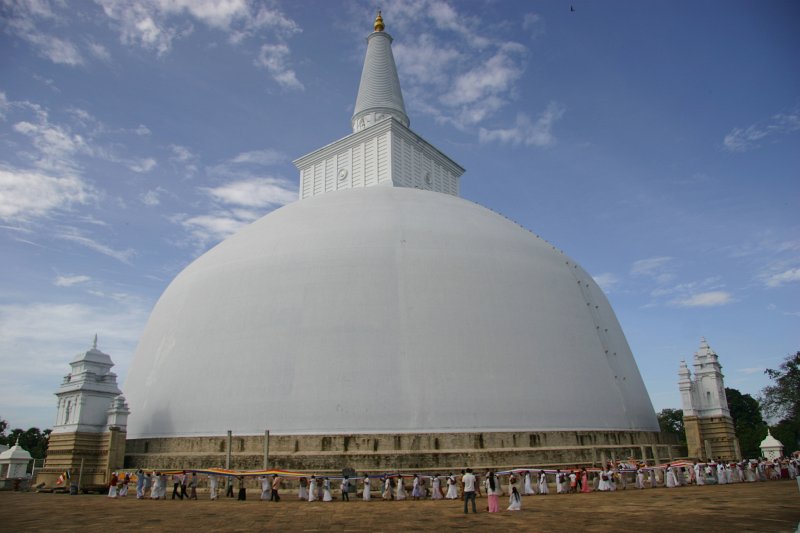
[92,334,98,350]
[352,11,409,132]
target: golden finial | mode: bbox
[374,10,385,32]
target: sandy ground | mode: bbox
[1,480,798,532]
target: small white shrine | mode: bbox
[759,430,784,460]
[0,439,32,479]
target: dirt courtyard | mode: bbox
[1,480,798,533]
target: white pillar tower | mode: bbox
[52,335,123,434]
[39,336,129,488]
[690,337,730,417]
[678,338,740,461]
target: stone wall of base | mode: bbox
[125,430,683,474]
[683,416,740,461]
[37,429,127,488]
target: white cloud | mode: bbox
[22,32,84,66]
[13,118,88,174]
[0,91,8,119]
[445,46,524,107]
[128,157,157,173]
[141,189,161,206]
[379,1,529,131]
[254,43,304,91]
[723,106,800,152]
[592,272,619,293]
[54,275,91,287]
[56,227,135,264]
[178,213,249,244]
[522,13,543,34]
[86,40,111,61]
[2,1,85,66]
[762,267,800,288]
[135,124,151,136]
[201,177,296,209]
[479,102,565,147]
[96,0,299,55]
[671,291,733,308]
[0,166,95,222]
[631,256,673,277]
[230,148,285,166]
[170,144,192,162]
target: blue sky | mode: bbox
[1,0,798,431]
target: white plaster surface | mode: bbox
[125,187,658,438]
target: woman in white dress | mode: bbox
[597,469,611,492]
[445,474,458,499]
[716,464,727,484]
[362,475,371,501]
[298,477,309,500]
[665,465,678,488]
[538,470,549,494]
[308,475,318,501]
[523,470,536,495]
[507,486,521,511]
[322,478,333,501]
[259,476,271,500]
[411,474,423,500]
[431,475,442,499]
[395,475,407,500]
[555,470,566,494]
[382,475,393,500]
[745,462,756,482]
[635,468,646,489]
[694,463,704,485]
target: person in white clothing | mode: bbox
[431,475,442,499]
[665,465,678,488]
[716,464,727,484]
[322,478,333,502]
[208,474,218,500]
[382,475,393,500]
[445,473,458,499]
[395,475,407,500]
[555,470,567,494]
[362,475,371,501]
[462,468,477,514]
[635,468,646,489]
[298,477,309,500]
[259,476,271,500]
[523,470,536,495]
[507,486,521,511]
[694,462,704,485]
[308,475,318,502]
[538,470,549,494]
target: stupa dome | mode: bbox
[124,186,658,438]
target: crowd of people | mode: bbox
[106,456,799,514]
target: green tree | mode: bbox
[1,425,51,460]
[657,408,686,445]
[725,387,767,458]
[761,351,800,452]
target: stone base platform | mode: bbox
[125,430,683,473]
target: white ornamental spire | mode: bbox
[351,11,409,132]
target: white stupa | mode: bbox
[124,12,658,442]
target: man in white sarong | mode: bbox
[208,474,218,500]
[259,476,271,500]
[362,475,371,501]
